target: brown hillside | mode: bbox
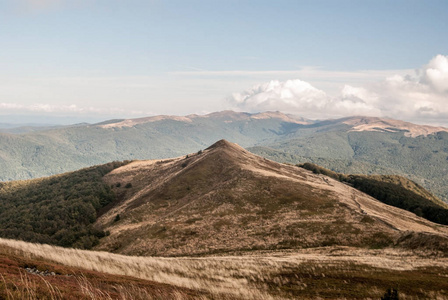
[95,140,448,256]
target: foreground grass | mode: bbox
[0,244,208,300]
[1,238,448,299]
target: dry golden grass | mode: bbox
[2,238,448,299]
[0,270,203,300]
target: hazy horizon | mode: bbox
[1,0,447,126]
[2,110,448,129]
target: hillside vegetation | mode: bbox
[0,161,129,249]
[299,162,448,225]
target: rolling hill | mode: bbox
[93,140,448,256]
[1,111,448,204]
[0,111,308,181]
[1,139,447,256]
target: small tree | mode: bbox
[114,214,120,222]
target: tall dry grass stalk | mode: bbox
[2,270,63,300]
[1,268,202,300]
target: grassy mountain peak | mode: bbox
[93,139,448,256]
[1,139,448,258]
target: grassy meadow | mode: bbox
[1,238,448,299]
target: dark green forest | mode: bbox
[0,161,129,249]
[299,162,448,225]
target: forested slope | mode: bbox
[299,162,448,225]
[0,161,129,249]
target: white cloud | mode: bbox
[334,85,382,116]
[420,54,448,93]
[228,80,381,119]
[374,56,448,122]
[228,55,448,125]
[230,79,328,113]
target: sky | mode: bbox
[0,0,447,125]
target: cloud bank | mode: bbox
[228,55,448,124]
[0,102,145,117]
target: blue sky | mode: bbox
[1,0,447,125]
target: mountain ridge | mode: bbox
[94,139,448,256]
[98,110,312,129]
[1,111,448,205]
[95,111,448,137]
[341,115,448,137]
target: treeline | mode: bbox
[299,162,448,225]
[0,161,129,249]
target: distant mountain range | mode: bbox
[1,111,448,202]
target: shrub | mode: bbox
[381,288,399,300]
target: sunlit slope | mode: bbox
[95,140,448,256]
